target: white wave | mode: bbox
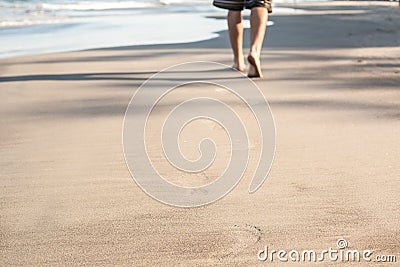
[0,1,159,12]
[40,1,158,11]
[0,18,70,27]
[159,0,209,4]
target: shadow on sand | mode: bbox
[1,3,399,120]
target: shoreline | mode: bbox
[1,1,398,60]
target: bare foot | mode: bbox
[247,52,263,78]
[232,62,246,72]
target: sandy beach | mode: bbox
[1,1,399,265]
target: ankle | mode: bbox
[249,48,260,58]
[234,56,245,64]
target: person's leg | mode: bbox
[227,10,246,71]
[248,7,268,78]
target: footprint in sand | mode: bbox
[217,224,263,260]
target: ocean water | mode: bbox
[0,0,215,27]
[0,0,301,58]
[0,0,228,58]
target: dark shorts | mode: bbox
[213,0,273,13]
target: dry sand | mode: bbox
[1,1,399,266]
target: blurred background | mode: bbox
[0,0,317,58]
